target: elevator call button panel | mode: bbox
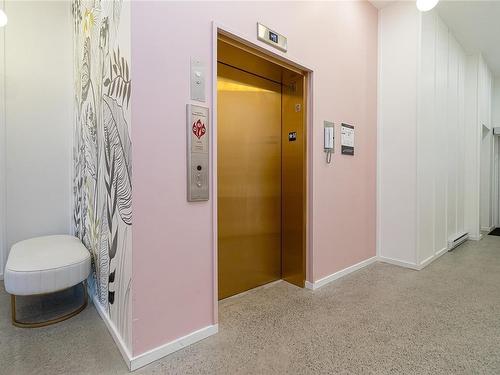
[187,104,209,201]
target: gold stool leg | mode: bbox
[11,281,88,328]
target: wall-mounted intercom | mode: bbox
[324,121,334,164]
[187,104,209,201]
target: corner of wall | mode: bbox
[0,0,6,274]
[91,295,133,370]
[464,54,481,239]
[376,5,382,260]
[377,0,419,264]
[73,0,133,364]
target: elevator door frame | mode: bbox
[211,24,313,309]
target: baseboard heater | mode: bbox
[448,232,469,251]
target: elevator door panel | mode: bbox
[217,63,282,299]
[282,73,306,287]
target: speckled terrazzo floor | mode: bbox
[1,235,500,374]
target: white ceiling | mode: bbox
[369,1,500,77]
[437,1,500,77]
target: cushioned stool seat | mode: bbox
[4,235,91,328]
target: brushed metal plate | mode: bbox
[257,23,287,52]
[187,104,209,201]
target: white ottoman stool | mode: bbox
[4,235,91,328]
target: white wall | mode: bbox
[493,80,500,126]
[418,11,467,264]
[464,55,482,239]
[492,79,500,227]
[478,58,494,231]
[379,5,475,268]
[378,2,419,266]
[2,0,73,270]
[0,0,6,278]
[493,133,499,228]
[481,126,493,230]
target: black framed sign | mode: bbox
[341,123,354,156]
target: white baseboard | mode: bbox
[130,324,218,371]
[91,294,133,369]
[305,256,377,290]
[378,256,419,270]
[436,246,448,256]
[92,293,218,371]
[419,254,434,267]
[481,226,495,233]
[469,234,483,241]
[419,247,447,270]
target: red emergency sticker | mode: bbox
[192,119,206,139]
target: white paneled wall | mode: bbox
[493,80,500,126]
[479,57,494,232]
[492,80,500,227]
[417,7,437,265]
[378,2,419,266]
[433,15,449,257]
[378,4,491,269]
[418,11,468,264]
[494,133,499,228]
[464,55,482,240]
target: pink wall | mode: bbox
[131,1,377,356]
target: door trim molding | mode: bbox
[211,22,315,320]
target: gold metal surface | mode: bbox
[218,39,283,84]
[218,34,303,76]
[217,63,282,299]
[11,281,88,328]
[217,34,307,299]
[282,72,306,287]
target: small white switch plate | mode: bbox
[190,58,206,102]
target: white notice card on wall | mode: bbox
[341,123,354,156]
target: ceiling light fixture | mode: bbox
[416,0,439,12]
[0,9,7,27]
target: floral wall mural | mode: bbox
[72,0,132,349]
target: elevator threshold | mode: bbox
[218,280,284,302]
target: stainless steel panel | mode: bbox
[257,23,287,52]
[190,58,206,102]
[187,104,209,201]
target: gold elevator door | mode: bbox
[217,63,282,299]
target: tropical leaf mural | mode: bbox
[104,48,132,108]
[72,0,132,350]
[103,95,132,225]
